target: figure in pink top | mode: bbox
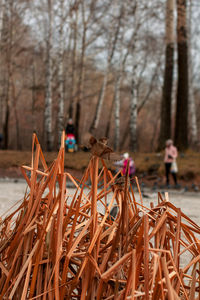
[114,152,135,178]
[122,153,135,176]
[164,139,178,187]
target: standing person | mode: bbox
[122,152,136,177]
[65,118,75,136]
[65,119,77,152]
[164,139,178,187]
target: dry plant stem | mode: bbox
[54,173,66,300]
[1,132,200,299]
[199,262,200,300]
[144,214,149,300]
[21,259,32,300]
[132,249,136,299]
[135,176,143,206]
[161,256,174,300]
[91,156,99,238]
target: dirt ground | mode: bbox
[0,149,199,191]
[0,166,82,180]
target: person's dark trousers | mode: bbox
[171,172,177,185]
[165,163,171,185]
[165,163,177,185]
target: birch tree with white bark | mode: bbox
[113,73,121,151]
[188,0,198,147]
[121,0,164,151]
[44,0,53,151]
[113,26,127,151]
[68,6,78,120]
[74,0,86,144]
[57,0,65,147]
[105,44,128,147]
[74,0,102,143]
[89,0,124,135]
[129,66,138,152]
[0,0,5,40]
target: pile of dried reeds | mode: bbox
[0,133,200,299]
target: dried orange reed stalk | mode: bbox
[0,132,200,299]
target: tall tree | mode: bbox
[113,30,126,151]
[89,1,124,135]
[74,0,102,143]
[129,67,138,152]
[113,73,121,151]
[0,0,5,40]
[0,0,5,136]
[0,0,33,149]
[57,0,65,147]
[68,6,78,120]
[44,0,53,151]
[2,0,12,149]
[188,0,198,147]
[158,0,175,150]
[11,76,22,150]
[174,0,189,150]
[74,0,86,144]
[121,60,160,150]
[120,0,161,151]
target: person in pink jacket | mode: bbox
[164,139,178,187]
[122,153,135,176]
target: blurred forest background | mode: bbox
[0,0,200,152]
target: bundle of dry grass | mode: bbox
[0,133,200,299]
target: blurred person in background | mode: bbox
[122,152,136,177]
[65,118,75,136]
[164,139,178,188]
[114,152,136,177]
[65,119,77,152]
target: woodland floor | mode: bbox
[0,150,199,191]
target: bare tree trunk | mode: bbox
[113,33,125,151]
[188,0,198,147]
[106,51,127,147]
[121,60,159,150]
[129,74,137,152]
[99,32,128,142]
[31,59,37,133]
[0,0,5,40]
[68,9,78,120]
[89,69,109,135]
[150,119,160,151]
[57,0,64,147]
[105,96,114,139]
[44,0,53,151]
[3,62,10,150]
[3,0,12,149]
[188,72,198,147]
[0,91,3,133]
[175,0,189,150]
[74,1,85,144]
[89,2,123,135]
[11,78,21,149]
[0,0,6,133]
[3,99,9,149]
[114,73,121,151]
[158,0,175,150]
